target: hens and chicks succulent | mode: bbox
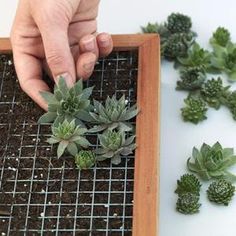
[39,77,138,170]
[142,13,236,124]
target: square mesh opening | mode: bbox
[0,50,138,236]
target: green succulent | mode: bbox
[84,95,138,133]
[207,179,235,206]
[166,13,192,34]
[96,130,136,165]
[47,119,90,158]
[176,66,206,91]
[177,43,211,70]
[187,142,236,181]
[210,27,231,47]
[175,174,201,196]
[211,42,236,81]
[176,193,201,214]
[38,77,93,125]
[75,150,96,170]
[201,77,230,109]
[163,32,195,60]
[181,96,208,124]
[225,91,236,120]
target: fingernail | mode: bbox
[83,36,95,51]
[55,73,74,88]
[83,61,95,72]
[99,34,110,47]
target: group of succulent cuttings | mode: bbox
[175,142,236,214]
[142,13,236,124]
[38,77,139,170]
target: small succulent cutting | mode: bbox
[176,193,201,214]
[176,43,211,70]
[175,174,201,196]
[187,142,236,181]
[181,96,208,124]
[200,77,230,109]
[211,42,236,81]
[166,13,192,34]
[38,77,93,125]
[207,179,235,206]
[176,66,206,91]
[96,130,136,165]
[210,27,231,47]
[163,32,195,60]
[47,119,90,158]
[75,150,96,170]
[225,91,236,120]
[86,95,138,133]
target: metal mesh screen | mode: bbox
[0,50,138,236]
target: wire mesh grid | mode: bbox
[0,50,138,236]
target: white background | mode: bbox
[1,1,236,236]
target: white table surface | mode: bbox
[1,1,236,236]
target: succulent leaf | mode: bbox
[210,27,231,47]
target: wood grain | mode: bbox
[0,35,160,236]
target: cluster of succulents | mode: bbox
[175,174,201,214]
[39,77,138,169]
[141,13,196,60]
[176,142,236,215]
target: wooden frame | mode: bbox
[0,34,160,236]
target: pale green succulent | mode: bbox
[47,119,90,158]
[38,77,93,125]
[75,150,96,170]
[187,142,236,181]
[84,95,138,133]
[96,130,136,165]
[210,27,231,47]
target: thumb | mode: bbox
[38,21,75,87]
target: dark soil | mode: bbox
[0,51,138,235]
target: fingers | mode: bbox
[76,52,97,79]
[13,52,50,110]
[96,33,113,57]
[75,33,113,79]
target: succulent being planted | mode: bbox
[166,13,192,34]
[176,66,206,91]
[210,27,231,47]
[211,42,236,81]
[96,130,136,165]
[176,193,201,214]
[187,142,236,181]
[181,96,208,124]
[47,119,90,158]
[175,174,201,196]
[163,32,195,60]
[201,77,230,109]
[38,77,93,125]
[207,179,235,206]
[176,43,211,70]
[86,95,139,133]
[75,150,96,170]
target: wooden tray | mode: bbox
[0,34,160,236]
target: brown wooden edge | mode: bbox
[0,34,160,236]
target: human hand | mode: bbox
[11,0,113,110]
